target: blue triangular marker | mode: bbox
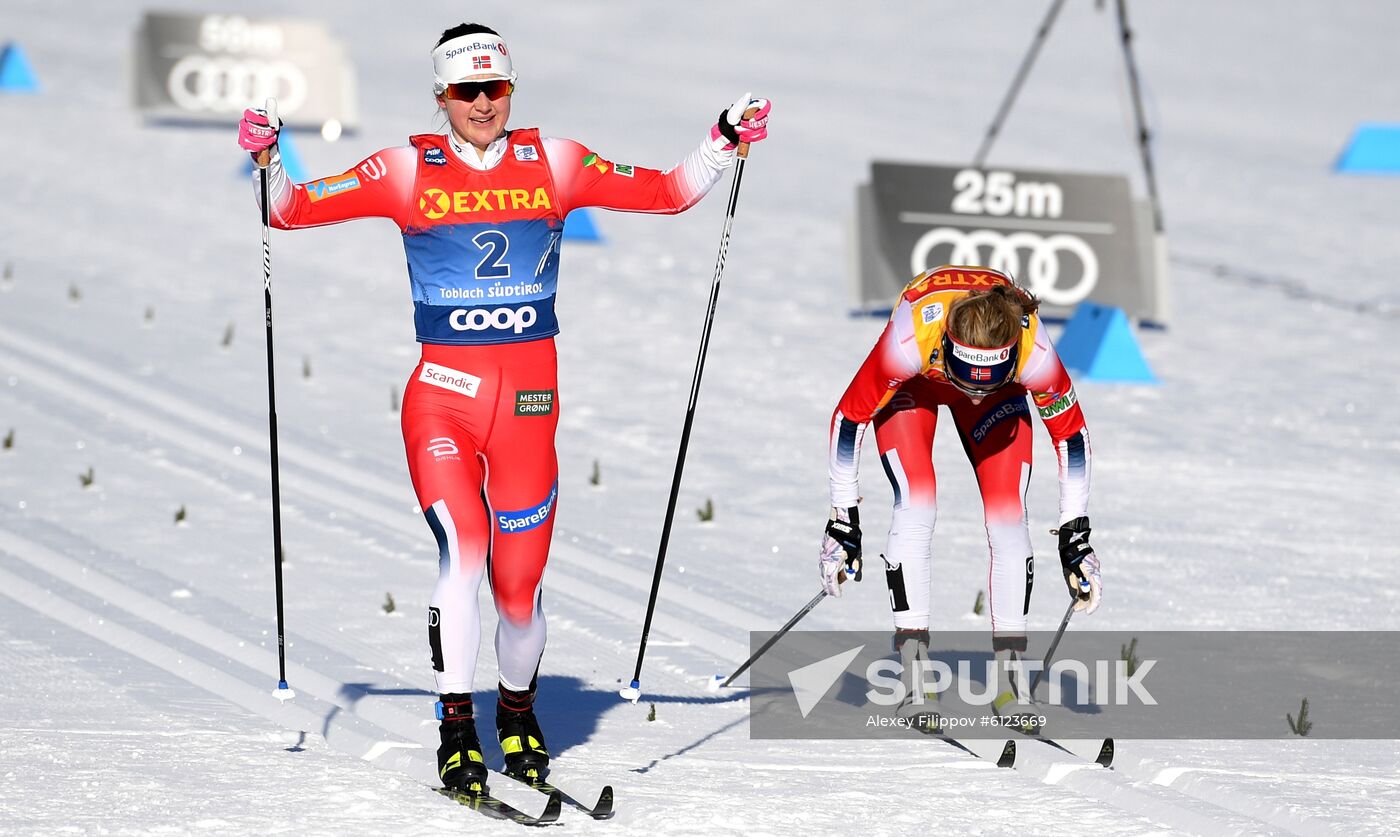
[1055,302,1157,383]
[242,128,308,183]
[0,42,39,93]
[1335,123,1400,174]
[563,207,604,242]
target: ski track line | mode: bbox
[0,526,708,816]
[0,326,758,658]
[1111,756,1341,837]
[0,562,440,791]
[0,335,748,672]
[1012,741,1316,837]
[1,480,1294,835]
[0,383,694,694]
[0,524,708,747]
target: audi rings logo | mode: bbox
[910,228,1098,307]
[165,55,308,114]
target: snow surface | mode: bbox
[2,1,1399,834]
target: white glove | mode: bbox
[1057,517,1102,615]
[819,507,862,597]
[1069,552,1102,614]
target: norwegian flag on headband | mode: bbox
[969,367,992,381]
[472,55,492,70]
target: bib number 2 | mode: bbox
[471,230,511,280]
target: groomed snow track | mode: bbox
[0,322,1341,835]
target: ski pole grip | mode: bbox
[737,105,760,159]
[255,97,280,170]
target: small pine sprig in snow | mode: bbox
[382,592,396,614]
[79,467,94,488]
[1121,637,1141,677]
[973,590,985,615]
[696,497,714,522]
[1287,698,1313,737]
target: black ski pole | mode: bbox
[257,98,295,702]
[620,113,759,703]
[713,588,830,690]
[1029,597,1078,698]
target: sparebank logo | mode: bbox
[495,482,559,533]
[788,645,865,718]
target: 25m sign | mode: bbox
[856,162,1161,321]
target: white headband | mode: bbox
[432,33,517,94]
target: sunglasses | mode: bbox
[443,79,515,102]
[943,371,1007,399]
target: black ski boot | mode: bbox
[496,683,549,782]
[894,628,942,734]
[436,693,488,793]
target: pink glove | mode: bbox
[238,107,281,152]
[710,92,771,150]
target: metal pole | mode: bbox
[1115,0,1165,233]
[973,0,1069,168]
[1028,597,1078,698]
[719,589,829,688]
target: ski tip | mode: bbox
[619,681,642,703]
[592,785,616,819]
[996,739,1017,768]
[273,682,296,702]
[539,790,564,824]
[1096,737,1116,768]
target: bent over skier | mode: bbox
[818,265,1102,724]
